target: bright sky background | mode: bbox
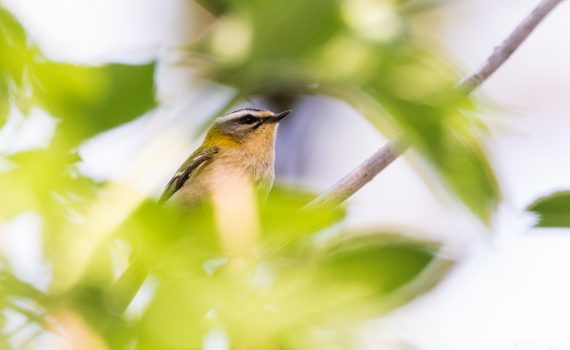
[1,0,570,349]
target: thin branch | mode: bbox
[307,0,565,208]
[306,136,409,208]
[460,0,565,92]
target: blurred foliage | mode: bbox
[33,62,156,142]
[0,7,156,143]
[0,0,504,348]
[193,0,499,221]
[528,191,570,227]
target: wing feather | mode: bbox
[159,147,219,203]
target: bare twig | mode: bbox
[307,0,565,208]
[460,0,565,92]
[306,136,409,208]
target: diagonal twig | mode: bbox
[306,135,409,208]
[307,0,566,208]
[459,0,565,92]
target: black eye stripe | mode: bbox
[238,114,258,124]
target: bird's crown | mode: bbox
[205,107,291,142]
[215,108,287,125]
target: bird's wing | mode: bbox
[159,147,219,203]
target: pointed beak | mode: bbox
[267,110,291,124]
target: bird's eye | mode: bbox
[241,115,257,124]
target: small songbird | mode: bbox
[160,108,291,206]
[108,108,290,315]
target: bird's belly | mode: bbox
[207,164,274,193]
[171,163,274,206]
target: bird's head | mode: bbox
[204,108,291,147]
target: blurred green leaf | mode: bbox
[0,143,97,225]
[0,336,11,350]
[134,231,448,349]
[0,270,45,302]
[318,234,439,296]
[1,6,156,142]
[195,0,342,93]
[339,47,499,221]
[297,233,445,320]
[0,7,34,123]
[32,62,156,142]
[195,0,231,16]
[0,75,9,120]
[119,200,220,258]
[262,186,345,246]
[45,282,137,350]
[528,191,570,227]
[398,0,442,14]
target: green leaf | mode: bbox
[194,0,231,16]
[119,200,220,258]
[0,270,46,301]
[319,234,438,293]
[0,76,9,122]
[338,46,499,222]
[261,186,345,244]
[1,6,157,142]
[0,141,96,222]
[307,233,448,316]
[528,191,570,227]
[32,62,156,142]
[196,0,342,93]
[0,6,34,123]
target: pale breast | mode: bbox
[170,146,275,206]
[206,149,275,196]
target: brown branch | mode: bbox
[307,0,565,208]
[460,0,565,92]
[306,136,409,208]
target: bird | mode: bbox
[159,107,291,206]
[106,108,291,315]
